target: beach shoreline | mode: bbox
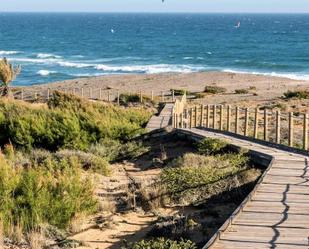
[22,71,309,105]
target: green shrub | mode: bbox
[89,139,149,162]
[0,92,152,150]
[119,93,157,106]
[204,86,226,94]
[0,153,98,236]
[283,90,309,99]
[171,89,188,96]
[160,152,249,202]
[122,238,196,249]
[197,138,228,155]
[235,89,249,94]
[161,154,244,195]
[56,150,111,176]
[119,94,141,104]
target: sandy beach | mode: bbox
[23,71,309,106]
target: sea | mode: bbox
[1,13,309,86]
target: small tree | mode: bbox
[0,58,21,97]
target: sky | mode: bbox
[1,0,309,13]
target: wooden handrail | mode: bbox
[176,103,309,152]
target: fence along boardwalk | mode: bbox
[178,128,309,249]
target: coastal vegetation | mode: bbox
[0,92,151,150]
[0,92,153,248]
[203,85,226,94]
[0,58,21,97]
[122,238,196,249]
[234,88,249,94]
[283,90,309,99]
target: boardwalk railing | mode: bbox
[172,92,187,128]
[11,88,180,104]
[173,104,309,151]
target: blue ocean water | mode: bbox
[1,13,309,86]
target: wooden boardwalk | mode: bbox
[178,128,309,249]
[146,103,174,131]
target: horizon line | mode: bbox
[1,11,309,14]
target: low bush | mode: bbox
[89,138,149,162]
[118,93,157,106]
[161,153,248,195]
[0,92,152,150]
[197,138,228,155]
[171,89,188,96]
[56,150,111,176]
[204,86,226,94]
[235,89,249,94]
[121,238,196,249]
[0,153,98,237]
[283,90,309,99]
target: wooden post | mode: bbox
[99,88,102,100]
[172,90,175,101]
[21,89,24,100]
[235,106,239,134]
[219,105,224,131]
[206,105,210,128]
[244,108,249,136]
[180,113,183,128]
[81,88,84,98]
[276,110,281,144]
[200,105,204,127]
[289,112,294,147]
[194,106,198,127]
[184,109,188,128]
[151,90,154,101]
[190,108,193,129]
[254,108,259,139]
[139,90,143,103]
[47,88,50,100]
[303,114,308,150]
[264,109,268,141]
[34,92,38,100]
[107,90,111,102]
[176,114,179,129]
[227,105,231,132]
[117,91,120,105]
[213,105,217,129]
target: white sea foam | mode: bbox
[94,64,204,74]
[183,57,194,60]
[37,53,62,59]
[0,50,21,55]
[222,69,309,81]
[57,61,92,68]
[37,70,56,76]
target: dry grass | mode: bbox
[27,230,45,249]
[69,214,88,234]
[0,222,4,248]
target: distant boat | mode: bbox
[235,21,241,28]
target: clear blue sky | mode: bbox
[1,0,309,13]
